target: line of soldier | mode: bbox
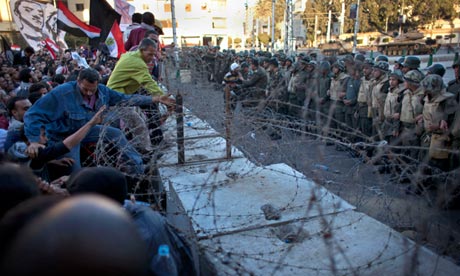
[219,50,460,173]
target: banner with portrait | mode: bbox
[9,0,67,51]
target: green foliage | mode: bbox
[64,34,88,50]
[258,33,270,44]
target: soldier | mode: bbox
[343,62,360,139]
[327,60,350,139]
[399,70,425,161]
[240,62,251,80]
[317,61,331,127]
[393,57,405,76]
[426,64,446,78]
[287,57,310,119]
[238,58,268,107]
[355,59,374,138]
[265,58,288,115]
[382,71,404,145]
[447,59,460,97]
[370,61,390,140]
[420,74,457,170]
[401,56,424,80]
[303,61,319,123]
[283,57,294,84]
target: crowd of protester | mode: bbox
[1,8,460,272]
[0,11,196,276]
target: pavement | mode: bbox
[158,108,460,275]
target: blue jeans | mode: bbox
[61,125,144,175]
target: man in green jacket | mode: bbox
[107,38,174,154]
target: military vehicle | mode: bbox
[318,40,353,56]
[376,31,436,56]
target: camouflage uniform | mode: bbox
[420,75,457,170]
[399,70,425,160]
[356,67,374,138]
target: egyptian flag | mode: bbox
[105,21,125,58]
[90,0,121,47]
[43,38,59,60]
[57,1,101,38]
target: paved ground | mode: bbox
[167,63,460,265]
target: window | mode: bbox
[143,4,149,10]
[212,17,226,29]
[75,3,84,12]
[164,3,171,12]
[185,3,192,12]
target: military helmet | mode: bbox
[421,74,445,95]
[404,70,424,83]
[240,62,249,68]
[389,71,404,82]
[402,56,421,69]
[319,61,331,71]
[308,60,317,66]
[375,55,389,62]
[395,57,405,65]
[373,61,390,72]
[267,58,279,67]
[343,54,354,63]
[285,57,294,64]
[332,60,345,72]
[299,56,311,65]
[354,53,365,62]
[249,57,259,66]
[427,64,446,77]
[363,58,375,67]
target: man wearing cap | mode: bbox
[399,70,425,160]
[223,63,242,109]
[419,75,457,171]
[356,59,374,138]
[370,61,390,140]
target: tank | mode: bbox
[376,31,435,56]
[318,40,353,56]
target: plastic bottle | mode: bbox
[151,244,178,276]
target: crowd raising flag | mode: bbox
[57,1,101,39]
[90,0,122,47]
[105,21,126,58]
[42,38,60,60]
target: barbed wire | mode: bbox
[88,48,460,274]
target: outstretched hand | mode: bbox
[89,105,107,126]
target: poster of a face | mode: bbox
[10,0,67,50]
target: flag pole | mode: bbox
[170,0,179,73]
